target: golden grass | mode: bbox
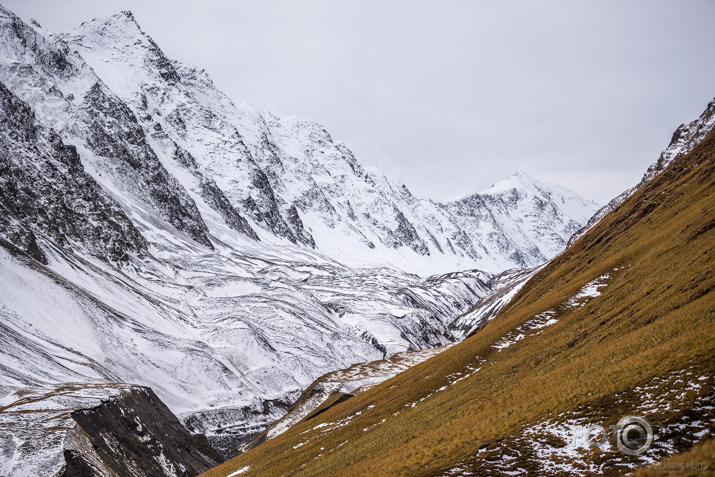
[632,438,715,476]
[204,130,715,476]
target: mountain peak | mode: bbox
[511,170,534,181]
[67,9,180,90]
[73,9,144,44]
[88,10,139,28]
[481,170,541,195]
[0,3,25,26]
[113,10,140,28]
[0,3,15,18]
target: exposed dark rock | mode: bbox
[0,215,47,264]
[568,97,715,247]
[0,80,147,262]
[360,331,388,358]
[426,230,444,254]
[285,204,315,248]
[199,177,259,240]
[184,398,292,460]
[82,82,213,249]
[303,392,354,421]
[242,167,315,247]
[393,207,429,255]
[63,387,222,477]
[172,144,198,169]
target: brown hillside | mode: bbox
[205,129,715,476]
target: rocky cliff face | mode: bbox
[80,81,214,249]
[0,80,146,264]
[63,387,222,477]
[0,382,221,477]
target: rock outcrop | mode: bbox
[63,387,222,477]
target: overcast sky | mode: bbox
[5,1,715,204]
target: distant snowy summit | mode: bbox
[0,5,598,275]
[446,171,598,269]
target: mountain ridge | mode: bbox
[55,7,598,275]
[568,96,715,246]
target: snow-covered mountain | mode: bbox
[0,5,599,475]
[447,171,596,269]
[54,10,596,275]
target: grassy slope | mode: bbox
[205,130,715,476]
[632,437,715,476]
[247,345,452,450]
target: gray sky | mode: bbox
[5,1,715,204]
